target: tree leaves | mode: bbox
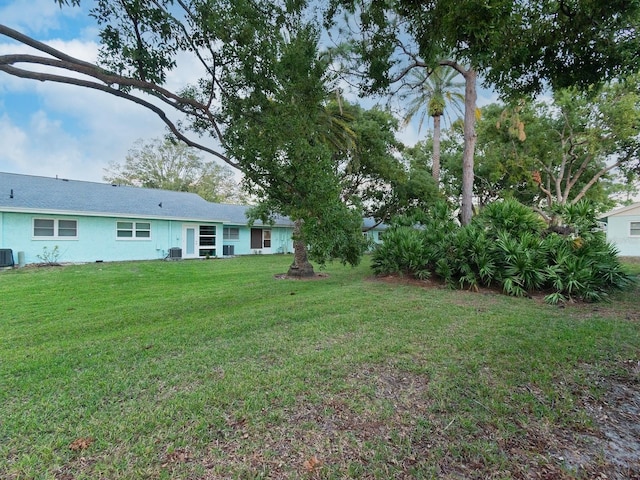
[103,137,246,203]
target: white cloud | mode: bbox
[0,0,65,34]
[0,30,219,182]
[397,121,422,148]
[0,115,30,168]
[0,0,86,36]
[0,111,93,180]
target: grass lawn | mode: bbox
[1,255,639,479]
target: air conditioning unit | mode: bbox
[222,245,234,256]
[168,247,182,259]
[0,249,14,267]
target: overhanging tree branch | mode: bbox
[0,23,234,168]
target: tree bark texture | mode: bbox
[460,68,478,226]
[432,114,441,184]
[287,219,315,277]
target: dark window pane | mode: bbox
[34,219,54,236]
[58,220,77,236]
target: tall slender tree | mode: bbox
[402,66,464,184]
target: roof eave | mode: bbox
[0,206,228,223]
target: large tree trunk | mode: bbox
[460,68,478,226]
[432,114,441,184]
[287,219,315,277]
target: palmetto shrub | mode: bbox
[475,198,547,236]
[542,228,633,303]
[373,199,634,303]
[371,224,431,279]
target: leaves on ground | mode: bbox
[68,437,94,452]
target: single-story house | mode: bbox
[0,172,295,265]
[362,217,386,245]
[0,172,386,266]
[599,202,640,257]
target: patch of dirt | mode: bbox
[274,272,330,281]
[555,361,640,479]
[197,362,640,479]
[200,363,434,479]
[369,273,446,290]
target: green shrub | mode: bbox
[493,230,548,296]
[475,198,547,236]
[371,225,430,279]
[372,199,635,303]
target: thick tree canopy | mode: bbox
[103,138,247,204]
[436,76,640,216]
[332,102,440,225]
[327,0,639,225]
[221,24,369,271]
[328,0,640,97]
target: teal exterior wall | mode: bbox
[0,211,294,264]
[364,229,384,245]
[221,224,293,256]
[605,207,640,257]
[1,212,184,264]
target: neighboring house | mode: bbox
[362,217,387,247]
[0,172,294,265]
[599,202,640,257]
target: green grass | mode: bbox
[1,255,639,479]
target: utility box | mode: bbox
[0,249,14,267]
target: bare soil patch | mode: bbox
[549,361,640,479]
[274,272,330,281]
[369,273,446,290]
[195,362,640,479]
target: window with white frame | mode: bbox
[198,225,216,257]
[117,221,151,239]
[33,218,77,238]
[223,227,240,240]
[631,221,640,236]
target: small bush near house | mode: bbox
[372,199,635,303]
[36,245,61,266]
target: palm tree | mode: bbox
[402,66,464,184]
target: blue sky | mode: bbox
[0,0,497,183]
[0,0,180,182]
